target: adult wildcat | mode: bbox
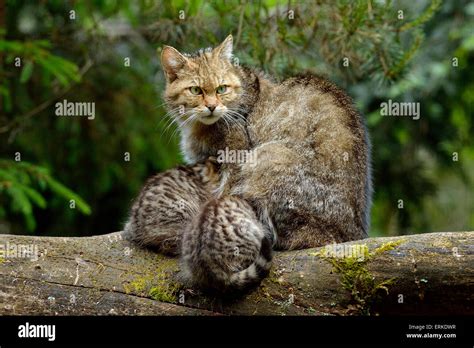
[124,35,372,291]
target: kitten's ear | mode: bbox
[161,46,188,83]
[214,35,233,61]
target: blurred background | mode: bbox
[0,0,472,237]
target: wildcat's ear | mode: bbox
[161,46,189,83]
[214,35,233,61]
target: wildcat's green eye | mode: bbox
[216,85,227,94]
[190,86,202,95]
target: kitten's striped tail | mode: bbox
[180,196,275,292]
[228,235,273,289]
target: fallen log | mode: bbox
[0,231,472,315]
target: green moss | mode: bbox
[267,268,286,285]
[315,240,405,315]
[124,275,150,293]
[123,258,182,303]
[149,282,180,303]
[371,240,404,256]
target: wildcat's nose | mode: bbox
[207,105,216,112]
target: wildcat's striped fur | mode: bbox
[125,35,371,291]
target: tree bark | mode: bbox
[0,231,472,315]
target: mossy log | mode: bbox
[0,231,472,315]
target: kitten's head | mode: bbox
[161,35,243,125]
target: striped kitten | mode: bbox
[124,159,273,290]
[125,35,372,291]
[124,159,219,256]
[181,196,273,291]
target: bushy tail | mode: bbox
[227,236,273,290]
[181,230,275,293]
[180,196,275,292]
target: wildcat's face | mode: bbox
[161,35,243,125]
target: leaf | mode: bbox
[5,185,34,227]
[17,184,47,209]
[44,176,92,215]
[0,168,17,181]
[0,159,91,232]
[20,61,34,83]
[0,83,12,112]
[399,0,442,32]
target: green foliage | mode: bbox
[0,0,472,236]
[0,38,81,114]
[14,41,80,86]
[0,160,90,232]
[399,0,442,32]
